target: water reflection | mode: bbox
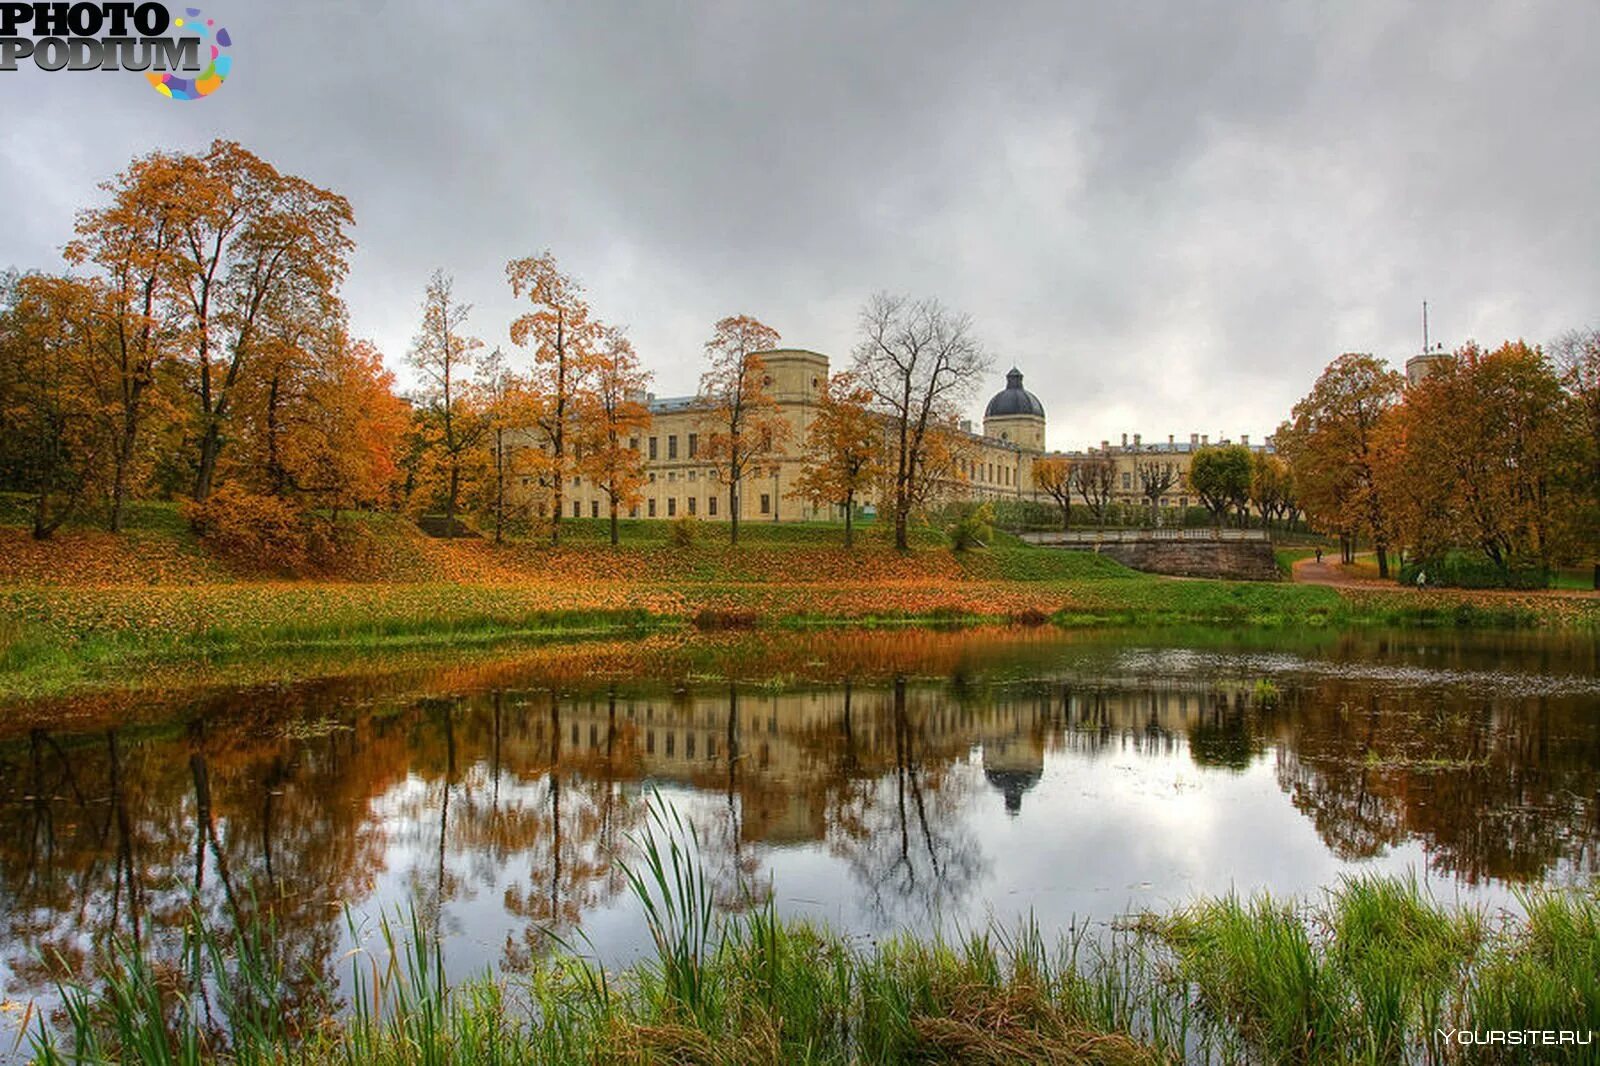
[2,627,1598,1014]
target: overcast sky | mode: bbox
[3,1,1596,450]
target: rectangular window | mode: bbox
[760,493,771,515]
[591,500,599,518]
[648,499,656,517]
[688,432,698,457]
[648,437,658,460]
[668,435,678,460]
[667,498,677,517]
[688,497,697,516]
[573,500,581,517]
[630,505,638,518]
[629,437,639,451]
[709,496,718,516]
[1122,472,1132,490]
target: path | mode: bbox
[1292,553,1600,599]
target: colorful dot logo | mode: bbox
[147,7,232,100]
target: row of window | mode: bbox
[634,432,699,461]
[565,493,775,519]
[960,457,1016,486]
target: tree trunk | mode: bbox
[492,431,504,545]
[609,499,619,546]
[844,493,854,548]
[729,481,739,545]
[1375,543,1390,579]
[193,421,223,502]
[109,411,139,533]
[447,463,460,538]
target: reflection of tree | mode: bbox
[1273,685,1600,883]
[496,689,642,970]
[1186,693,1265,771]
[6,633,1600,1026]
[826,677,982,925]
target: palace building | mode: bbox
[537,347,1271,523]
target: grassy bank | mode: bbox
[22,804,1600,1065]
[3,511,1596,702]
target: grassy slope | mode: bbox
[2,505,1595,701]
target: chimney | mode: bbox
[1100,439,1109,452]
[1241,433,1250,447]
[1190,432,1199,446]
[1121,432,1128,448]
[1201,434,1209,446]
[960,419,973,433]
[1168,434,1175,446]
[1133,433,1142,448]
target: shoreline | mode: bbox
[3,573,1596,704]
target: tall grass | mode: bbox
[21,804,1600,1064]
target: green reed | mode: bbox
[20,803,1600,1065]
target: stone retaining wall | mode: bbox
[1087,539,1279,581]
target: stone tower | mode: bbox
[981,368,1046,452]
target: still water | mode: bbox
[2,626,1598,1021]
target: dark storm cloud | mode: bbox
[2,0,1595,448]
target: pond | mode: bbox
[2,625,1598,1038]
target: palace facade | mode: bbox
[537,347,1272,523]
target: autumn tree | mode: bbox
[698,315,786,545]
[277,332,408,519]
[474,347,542,545]
[507,252,598,544]
[63,148,188,531]
[1382,342,1580,571]
[0,274,112,538]
[1551,327,1600,527]
[1070,453,1115,526]
[578,326,653,546]
[852,294,988,550]
[1136,459,1178,526]
[166,140,355,503]
[409,270,486,536]
[1189,445,1253,528]
[793,371,881,546]
[1031,455,1073,531]
[1250,452,1294,530]
[1276,354,1404,573]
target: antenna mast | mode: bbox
[1422,300,1429,354]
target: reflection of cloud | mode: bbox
[4,630,1598,1027]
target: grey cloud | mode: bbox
[0,0,1594,448]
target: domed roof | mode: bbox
[984,368,1045,419]
[984,767,1043,816]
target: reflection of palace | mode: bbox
[3,653,1596,1015]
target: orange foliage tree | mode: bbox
[1276,353,1404,573]
[409,270,486,536]
[578,326,652,546]
[792,371,881,546]
[475,347,545,545]
[64,148,189,531]
[1380,341,1581,570]
[1031,455,1073,531]
[698,315,786,544]
[506,252,599,544]
[163,140,355,503]
[0,273,114,538]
